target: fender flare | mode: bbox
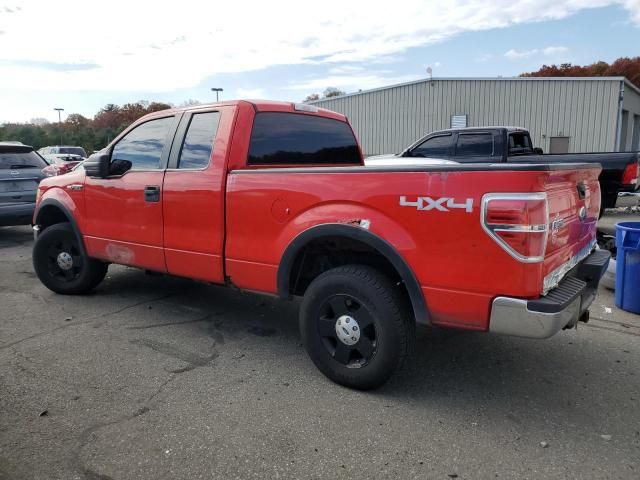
[34,198,87,256]
[277,224,428,324]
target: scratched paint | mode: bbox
[105,243,134,264]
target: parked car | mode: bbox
[41,154,85,177]
[31,101,609,389]
[371,127,639,212]
[0,142,47,226]
[38,145,87,158]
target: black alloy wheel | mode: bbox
[317,294,378,368]
[33,223,108,294]
[300,264,414,390]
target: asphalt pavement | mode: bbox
[1,224,639,480]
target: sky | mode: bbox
[0,0,639,123]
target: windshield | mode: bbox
[58,147,87,157]
[0,151,48,169]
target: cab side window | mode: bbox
[177,112,220,169]
[455,133,494,159]
[111,117,174,171]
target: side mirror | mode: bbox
[84,152,110,178]
[533,147,544,155]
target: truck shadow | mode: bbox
[377,325,636,432]
[92,266,636,433]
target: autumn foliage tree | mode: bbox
[0,100,173,154]
[521,57,640,89]
[303,87,347,103]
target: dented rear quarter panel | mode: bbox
[224,165,601,329]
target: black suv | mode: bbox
[0,142,47,226]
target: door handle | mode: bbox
[144,185,160,202]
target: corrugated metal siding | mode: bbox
[314,79,621,155]
[621,82,640,151]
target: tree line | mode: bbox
[0,101,177,154]
[520,57,640,88]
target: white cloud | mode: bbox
[505,45,569,59]
[542,45,569,55]
[235,87,266,99]
[0,0,636,93]
[287,73,423,92]
[621,0,640,23]
[505,48,538,59]
[328,65,365,74]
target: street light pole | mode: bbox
[54,107,64,145]
[211,88,223,102]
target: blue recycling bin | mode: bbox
[615,222,640,314]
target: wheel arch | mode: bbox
[277,224,428,325]
[34,199,87,256]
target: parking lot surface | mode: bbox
[1,225,639,480]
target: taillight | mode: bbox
[42,165,60,177]
[481,193,548,263]
[622,161,639,186]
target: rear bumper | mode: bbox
[489,250,611,339]
[0,203,36,227]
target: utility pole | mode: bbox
[211,88,223,102]
[54,107,64,145]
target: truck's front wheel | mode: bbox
[33,223,108,295]
[300,265,414,390]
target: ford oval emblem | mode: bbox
[579,206,587,221]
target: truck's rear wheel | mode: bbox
[300,265,414,390]
[33,223,108,295]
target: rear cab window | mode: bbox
[247,112,361,165]
[508,132,534,155]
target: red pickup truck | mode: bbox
[32,100,610,389]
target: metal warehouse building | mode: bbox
[312,77,640,156]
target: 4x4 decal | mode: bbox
[399,196,474,213]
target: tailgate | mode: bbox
[541,165,601,294]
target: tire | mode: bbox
[33,223,108,295]
[300,264,414,390]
